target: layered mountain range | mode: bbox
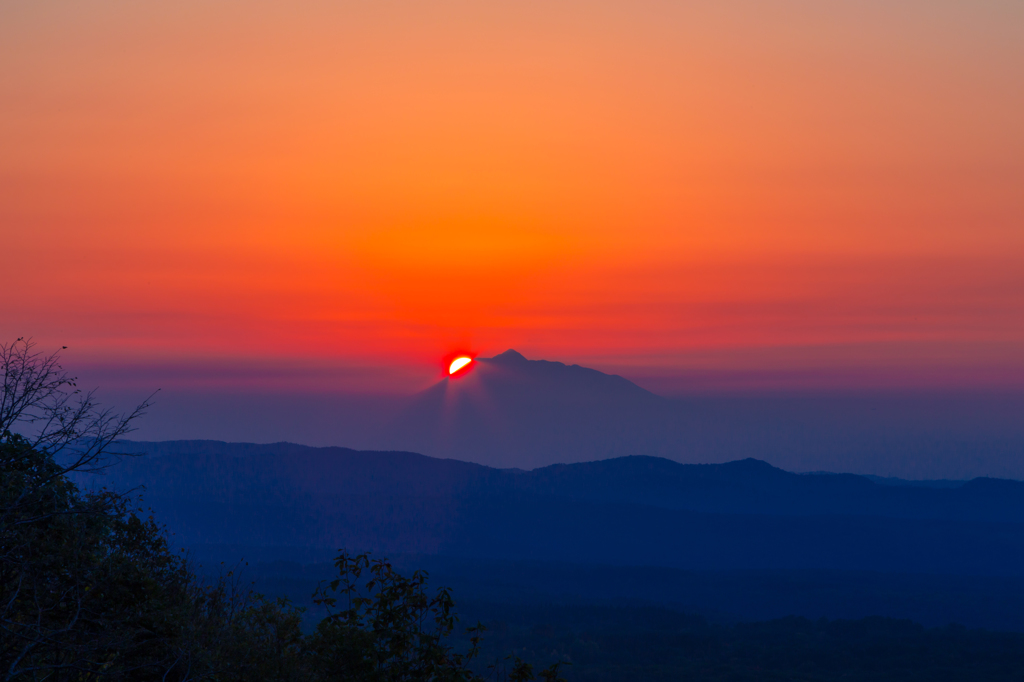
[118,349,1024,479]
[79,350,1024,629]
[93,440,1024,576]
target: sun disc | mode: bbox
[449,357,472,375]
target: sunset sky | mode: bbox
[3,0,1022,395]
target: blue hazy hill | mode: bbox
[378,350,678,469]
[85,439,1024,630]
[94,441,1024,574]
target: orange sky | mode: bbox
[2,0,1022,393]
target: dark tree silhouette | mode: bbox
[0,338,152,478]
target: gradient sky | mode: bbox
[2,0,1022,394]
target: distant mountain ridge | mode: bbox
[91,440,1024,576]
[111,349,1024,479]
[377,349,676,469]
[108,440,1024,522]
[368,350,1024,480]
[478,349,661,400]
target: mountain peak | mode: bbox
[485,349,529,364]
[388,349,667,468]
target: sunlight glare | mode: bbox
[449,357,472,375]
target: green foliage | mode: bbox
[1,432,194,680]
[1,435,565,682]
[306,552,483,681]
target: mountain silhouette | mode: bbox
[91,440,1024,576]
[116,351,1024,478]
[377,349,678,468]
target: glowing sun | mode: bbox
[449,357,473,375]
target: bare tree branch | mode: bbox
[0,338,154,481]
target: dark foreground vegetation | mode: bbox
[233,564,1024,681]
